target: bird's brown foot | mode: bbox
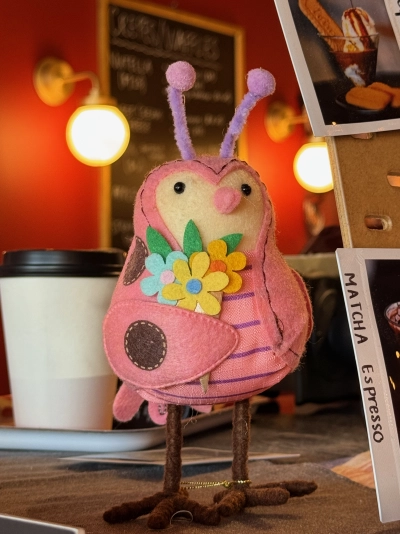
[253,479,318,497]
[213,480,317,517]
[103,489,220,529]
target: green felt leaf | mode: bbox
[183,220,203,257]
[220,233,243,254]
[146,227,172,260]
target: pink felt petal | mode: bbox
[104,300,239,389]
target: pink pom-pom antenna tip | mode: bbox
[247,68,276,98]
[166,61,196,92]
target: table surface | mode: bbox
[1,401,400,534]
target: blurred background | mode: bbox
[0,0,341,396]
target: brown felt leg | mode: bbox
[147,405,185,529]
[231,398,250,486]
[214,399,250,517]
[213,398,316,519]
[104,400,316,527]
[103,404,185,527]
[104,404,222,528]
[163,404,183,494]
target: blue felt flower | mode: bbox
[140,251,187,305]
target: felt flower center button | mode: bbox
[209,259,227,273]
[186,278,202,294]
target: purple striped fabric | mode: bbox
[228,346,271,359]
[231,319,261,329]
[223,291,255,302]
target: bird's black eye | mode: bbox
[241,184,252,196]
[174,182,186,194]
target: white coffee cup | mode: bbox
[0,249,125,430]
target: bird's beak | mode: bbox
[213,187,242,214]
[200,373,210,393]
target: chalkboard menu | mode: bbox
[98,0,244,250]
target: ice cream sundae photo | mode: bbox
[299,1,379,88]
[339,7,378,87]
[322,7,378,88]
[296,0,400,114]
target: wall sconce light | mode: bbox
[265,101,333,193]
[293,141,333,194]
[33,57,130,167]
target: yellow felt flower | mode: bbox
[207,240,246,294]
[162,252,229,316]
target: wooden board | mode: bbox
[327,131,400,248]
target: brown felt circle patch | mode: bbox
[124,320,167,370]
[123,237,148,285]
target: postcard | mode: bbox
[274,1,400,137]
[336,248,400,523]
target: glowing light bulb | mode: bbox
[293,142,333,193]
[66,105,130,167]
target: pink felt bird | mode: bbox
[103,61,316,529]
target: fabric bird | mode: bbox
[103,61,316,528]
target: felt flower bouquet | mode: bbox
[140,220,246,317]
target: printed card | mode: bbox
[274,1,400,137]
[336,248,400,523]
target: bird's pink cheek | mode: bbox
[160,270,175,284]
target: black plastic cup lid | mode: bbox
[0,249,126,277]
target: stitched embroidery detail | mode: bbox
[124,320,167,371]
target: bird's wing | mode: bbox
[103,299,239,389]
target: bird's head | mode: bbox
[135,61,276,253]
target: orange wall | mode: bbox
[0,0,309,395]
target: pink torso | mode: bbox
[136,253,297,406]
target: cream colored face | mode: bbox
[155,168,266,251]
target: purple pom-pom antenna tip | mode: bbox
[165,61,275,160]
[166,61,196,92]
[247,68,276,98]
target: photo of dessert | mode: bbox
[275,0,400,135]
[346,82,400,110]
[385,301,400,343]
[300,2,379,88]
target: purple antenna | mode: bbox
[220,68,276,158]
[166,61,196,160]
